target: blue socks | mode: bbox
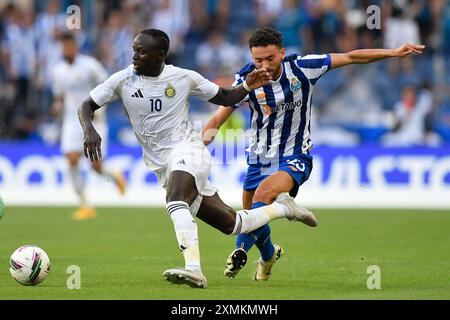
[235,202,275,261]
[255,224,275,261]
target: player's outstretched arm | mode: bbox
[330,43,425,69]
[208,68,272,106]
[201,106,235,146]
[78,97,103,162]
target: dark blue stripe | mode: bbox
[278,62,295,157]
[262,85,277,157]
[238,62,256,77]
[283,53,299,62]
[231,78,244,109]
[310,77,320,85]
[298,54,331,85]
[288,60,310,155]
[248,91,264,166]
[296,57,328,69]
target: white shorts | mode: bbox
[152,142,218,215]
[61,120,108,156]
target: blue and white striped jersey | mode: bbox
[233,53,331,166]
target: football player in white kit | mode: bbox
[78,29,316,289]
[52,33,126,220]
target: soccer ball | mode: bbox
[9,245,51,286]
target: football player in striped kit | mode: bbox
[202,27,424,281]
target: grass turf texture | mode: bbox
[0,207,449,299]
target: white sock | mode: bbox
[69,166,87,207]
[166,201,202,274]
[232,202,289,235]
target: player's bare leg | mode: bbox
[162,171,315,287]
[163,171,207,288]
[91,160,127,195]
[195,189,310,278]
[226,171,316,279]
[253,171,316,225]
[242,189,255,210]
[254,171,317,227]
[197,190,314,236]
[66,152,96,221]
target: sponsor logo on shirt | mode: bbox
[262,100,302,114]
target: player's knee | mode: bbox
[165,191,182,203]
[253,188,277,204]
[166,188,195,204]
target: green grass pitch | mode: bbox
[0,207,449,299]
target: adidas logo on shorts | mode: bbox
[177,159,186,165]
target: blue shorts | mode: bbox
[243,154,313,198]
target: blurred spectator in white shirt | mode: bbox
[382,85,441,146]
[383,0,421,75]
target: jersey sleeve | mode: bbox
[295,54,331,83]
[229,62,255,109]
[89,70,123,106]
[187,70,220,101]
[230,74,248,109]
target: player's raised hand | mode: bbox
[83,128,102,162]
[393,43,425,58]
[245,68,272,90]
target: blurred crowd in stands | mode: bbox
[1,0,450,147]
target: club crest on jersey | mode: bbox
[290,76,302,93]
[165,83,176,98]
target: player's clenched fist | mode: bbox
[245,68,273,90]
[83,128,102,162]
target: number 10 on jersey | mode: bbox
[149,99,162,112]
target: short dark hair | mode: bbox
[249,27,283,49]
[60,31,76,42]
[139,28,170,54]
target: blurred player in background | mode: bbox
[202,27,425,281]
[79,28,315,289]
[52,32,126,221]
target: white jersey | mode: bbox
[52,54,108,127]
[89,64,219,170]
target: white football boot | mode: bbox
[275,193,318,227]
[163,268,207,289]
